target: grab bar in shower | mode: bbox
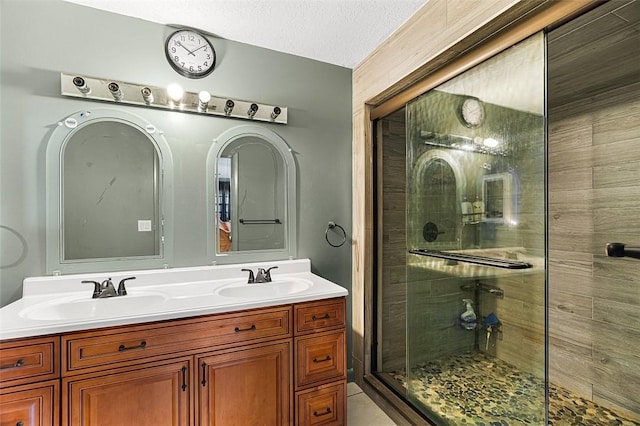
[239,218,282,225]
[409,249,532,269]
[605,243,640,259]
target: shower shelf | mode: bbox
[409,249,532,269]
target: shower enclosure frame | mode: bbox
[353,1,603,424]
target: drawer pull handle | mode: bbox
[234,324,256,332]
[313,408,332,417]
[17,422,24,426]
[118,340,147,352]
[0,359,24,370]
[181,366,187,392]
[201,362,207,387]
[312,313,331,321]
[313,355,332,363]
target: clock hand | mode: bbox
[190,44,208,54]
[176,41,196,56]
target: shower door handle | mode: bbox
[605,243,640,259]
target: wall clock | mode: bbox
[165,29,216,79]
[460,97,485,128]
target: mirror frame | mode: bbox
[482,172,515,224]
[46,108,174,275]
[206,125,297,264]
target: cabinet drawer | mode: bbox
[63,306,291,374]
[0,379,59,426]
[295,330,346,390]
[296,382,345,426]
[295,298,346,335]
[0,336,59,386]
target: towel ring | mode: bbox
[325,221,347,248]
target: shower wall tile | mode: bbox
[548,230,595,253]
[593,298,640,329]
[549,250,594,277]
[593,166,640,190]
[548,289,593,319]
[548,115,593,152]
[548,168,593,192]
[549,188,594,210]
[549,79,640,416]
[549,211,594,233]
[379,109,408,373]
[592,277,640,306]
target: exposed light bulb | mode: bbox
[483,138,499,148]
[166,84,184,105]
[198,91,211,112]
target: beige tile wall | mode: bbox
[548,82,640,416]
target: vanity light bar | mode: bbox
[60,73,288,124]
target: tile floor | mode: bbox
[347,382,397,425]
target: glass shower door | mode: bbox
[405,33,547,424]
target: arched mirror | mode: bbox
[46,108,173,274]
[207,125,296,264]
[410,149,466,249]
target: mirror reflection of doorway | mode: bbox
[216,137,285,253]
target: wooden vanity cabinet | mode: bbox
[0,336,60,426]
[63,357,193,426]
[1,297,347,426]
[294,298,347,426]
[197,340,292,425]
[61,305,293,426]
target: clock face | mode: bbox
[460,97,485,127]
[165,30,216,79]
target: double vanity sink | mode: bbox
[0,258,347,340]
[0,259,349,425]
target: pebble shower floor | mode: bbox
[387,352,639,425]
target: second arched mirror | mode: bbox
[207,125,296,264]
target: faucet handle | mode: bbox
[82,280,101,298]
[241,268,255,284]
[265,266,278,282]
[117,276,136,296]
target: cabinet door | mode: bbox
[64,358,192,426]
[0,380,59,426]
[198,341,292,426]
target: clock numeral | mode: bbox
[189,66,194,72]
[174,56,179,62]
[181,62,185,67]
[198,66,202,71]
[204,62,208,67]
[171,47,176,54]
[206,54,211,60]
[188,35,195,41]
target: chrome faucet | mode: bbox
[255,266,278,283]
[83,277,135,298]
[241,266,278,284]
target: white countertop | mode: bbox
[0,259,348,341]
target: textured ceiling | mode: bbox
[63,0,428,69]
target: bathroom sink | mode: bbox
[19,292,168,321]
[215,278,313,299]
